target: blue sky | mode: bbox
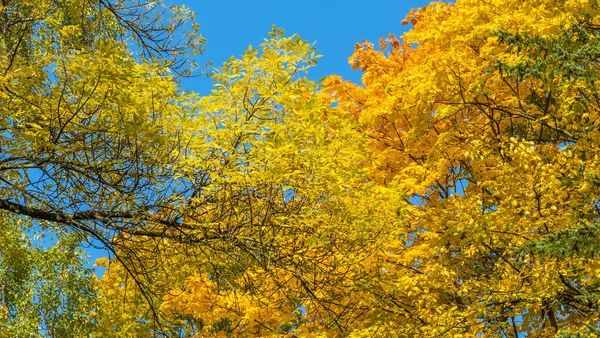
[179,0,432,93]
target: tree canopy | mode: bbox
[2,0,600,337]
[0,212,97,337]
[327,0,600,335]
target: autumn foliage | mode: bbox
[2,0,600,337]
[326,0,600,336]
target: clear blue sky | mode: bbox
[179,0,432,93]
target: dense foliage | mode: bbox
[327,0,600,335]
[2,0,600,337]
[0,213,97,337]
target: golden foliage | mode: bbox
[326,0,600,336]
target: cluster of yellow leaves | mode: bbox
[326,0,600,336]
[0,0,197,215]
[95,28,407,337]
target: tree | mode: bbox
[94,27,407,337]
[326,0,600,336]
[0,0,205,233]
[0,212,98,337]
[1,1,404,335]
[0,0,207,316]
